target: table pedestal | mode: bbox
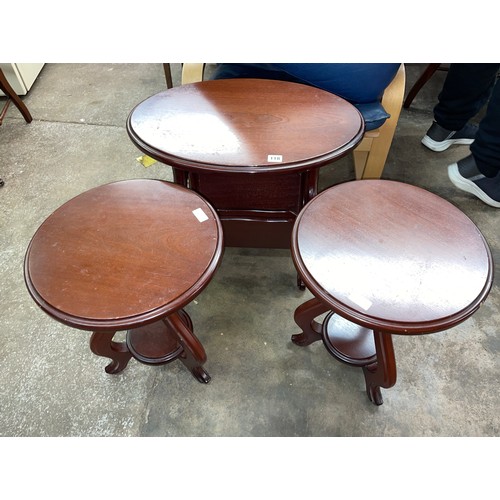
[25,180,223,385]
[90,310,210,383]
[290,180,493,405]
[292,297,396,405]
[127,79,364,250]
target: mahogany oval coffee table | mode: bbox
[291,180,493,405]
[126,78,364,249]
[24,179,223,383]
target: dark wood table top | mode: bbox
[24,180,223,331]
[126,78,364,174]
[292,180,493,334]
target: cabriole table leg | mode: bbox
[90,331,133,374]
[292,297,329,346]
[362,331,397,405]
[163,312,211,384]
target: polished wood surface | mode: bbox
[126,78,364,248]
[25,180,223,382]
[293,179,493,333]
[291,180,493,404]
[127,78,364,174]
[178,64,406,181]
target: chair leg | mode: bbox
[0,68,33,124]
[403,63,442,109]
[357,122,398,180]
[163,63,173,89]
[353,146,370,180]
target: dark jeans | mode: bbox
[434,63,500,177]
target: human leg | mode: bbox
[434,63,500,130]
[422,63,500,152]
[471,76,500,177]
[447,78,500,208]
[448,155,500,208]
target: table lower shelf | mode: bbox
[322,312,377,367]
[126,310,191,364]
[292,297,397,405]
[220,217,295,248]
[174,167,319,249]
[89,309,210,383]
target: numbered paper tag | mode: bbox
[192,208,209,222]
[267,154,283,163]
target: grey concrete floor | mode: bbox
[0,64,498,441]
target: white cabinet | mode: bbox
[0,63,44,96]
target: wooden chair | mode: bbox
[403,63,445,109]
[0,68,33,126]
[181,63,406,180]
[162,63,174,89]
[0,67,33,186]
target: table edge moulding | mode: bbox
[126,78,364,250]
[290,179,494,405]
[24,179,224,383]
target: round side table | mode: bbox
[24,179,223,383]
[126,78,364,249]
[291,180,493,405]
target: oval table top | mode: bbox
[292,180,493,334]
[24,180,223,331]
[126,78,364,174]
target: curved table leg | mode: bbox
[163,312,211,383]
[362,331,397,405]
[176,308,194,331]
[90,331,133,374]
[292,297,329,346]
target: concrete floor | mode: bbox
[0,64,498,439]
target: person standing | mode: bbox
[421,63,500,208]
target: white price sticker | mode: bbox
[192,208,209,222]
[267,154,283,163]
